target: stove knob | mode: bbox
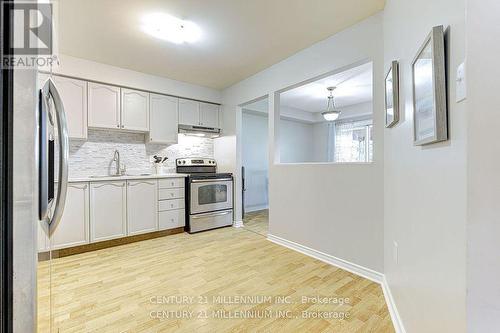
[183,161,186,164]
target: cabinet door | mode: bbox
[178,99,199,126]
[121,88,149,131]
[88,83,121,129]
[38,221,49,252]
[127,180,158,235]
[52,182,90,249]
[148,94,178,144]
[90,181,127,242]
[53,76,88,139]
[199,102,220,128]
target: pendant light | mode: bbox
[321,87,341,121]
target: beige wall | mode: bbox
[383,0,467,332]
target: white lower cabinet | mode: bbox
[39,177,185,251]
[52,182,90,249]
[127,180,158,235]
[90,181,127,242]
[159,210,185,230]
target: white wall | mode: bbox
[222,13,384,272]
[466,0,500,331]
[242,111,269,211]
[383,0,467,332]
[279,119,315,163]
[46,54,221,103]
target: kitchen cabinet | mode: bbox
[88,82,121,130]
[158,177,186,231]
[178,98,220,128]
[38,74,88,139]
[127,180,158,235]
[121,88,149,131]
[52,182,90,249]
[199,102,220,128]
[147,94,178,144]
[53,76,88,139]
[90,181,127,242]
[178,98,199,127]
[38,221,49,252]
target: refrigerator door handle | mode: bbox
[41,77,69,236]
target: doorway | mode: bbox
[241,97,269,236]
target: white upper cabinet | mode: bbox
[38,74,88,139]
[199,102,220,128]
[88,82,121,130]
[178,99,200,126]
[121,88,149,132]
[127,180,158,235]
[53,76,88,139]
[90,181,127,242]
[52,182,90,249]
[147,94,178,144]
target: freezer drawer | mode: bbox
[188,209,233,233]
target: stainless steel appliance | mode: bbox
[176,158,233,233]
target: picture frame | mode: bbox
[385,60,399,128]
[411,25,448,145]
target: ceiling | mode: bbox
[58,0,385,90]
[280,62,373,112]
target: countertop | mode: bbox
[68,173,187,183]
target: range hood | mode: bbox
[178,124,221,138]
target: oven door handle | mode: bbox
[190,178,233,183]
[191,210,233,218]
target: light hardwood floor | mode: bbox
[38,226,394,332]
[243,210,269,236]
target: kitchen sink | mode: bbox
[89,173,153,178]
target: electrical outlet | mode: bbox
[393,241,399,264]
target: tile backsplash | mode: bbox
[68,129,214,178]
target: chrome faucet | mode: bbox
[113,150,122,176]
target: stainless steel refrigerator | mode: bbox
[1,2,69,331]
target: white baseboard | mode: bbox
[267,234,383,284]
[233,220,244,228]
[381,276,406,333]
[245,205,269,213]
[267,233,404,333]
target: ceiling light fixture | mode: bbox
[321,87,341,121]
[142,13,202,44]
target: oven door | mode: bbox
[190,178,233,214]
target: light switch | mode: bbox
[393,241,399,264]
[456,62,466,102]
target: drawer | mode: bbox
[159,188,185,200]
[159,209,185,230]
[158,198,185,211]
[158,178,184,189]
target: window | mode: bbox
[330,119,373,163]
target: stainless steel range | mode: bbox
[176,158,233,233]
